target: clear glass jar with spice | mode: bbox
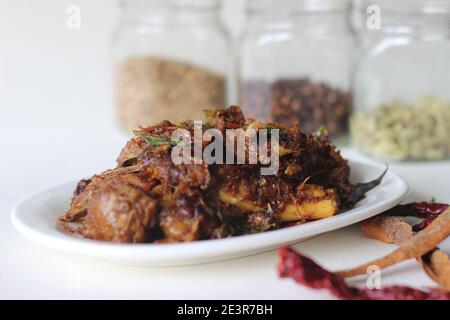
[239,0,354,140]
[351,0,450,161]
[113,0,231,131]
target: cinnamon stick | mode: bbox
[337,207,450,278]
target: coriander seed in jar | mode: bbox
[112,0,231,131]
[351,0,450,161]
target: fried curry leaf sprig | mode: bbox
[134,131,184,147]
[348,166,388,205]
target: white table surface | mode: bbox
[2,112,450,300]
[1,0,449,300]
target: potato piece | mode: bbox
[280,199,338,222]
[219,183,338,222]
[279,185,338,222]
[219,186,262,213]
[279,145,295,157]
[303,185,327,197]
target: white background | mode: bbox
[0,0,449,299]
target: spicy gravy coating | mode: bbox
[59,106,352,243]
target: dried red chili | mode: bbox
[385,202,449,231]
[278,246,450,300]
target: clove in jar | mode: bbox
[240,78,352,139]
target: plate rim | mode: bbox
[11,160,409,264]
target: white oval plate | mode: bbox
[12,160,408,266]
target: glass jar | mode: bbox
[113,0,231,131]
[351,0,450,161]
[239,0,354,139]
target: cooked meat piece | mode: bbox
[60,106,359,243]
[74,179,91,196]
[59,166,140,223]
[81,181,158,243]
[116,137,146,167]
[159,206,201,242]
[205,106,246,131]
[159,196,218,242]
[304,130,352,200]
[117,120,187,168]
[246,211,277,233]
[276,126,351,196]
[139,148,210,196]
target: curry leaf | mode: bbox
[349,165,388,204]
[141,135,183,147]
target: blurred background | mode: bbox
[0,0,246,197]
[0,0,244,136]
[0,0,449,193]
